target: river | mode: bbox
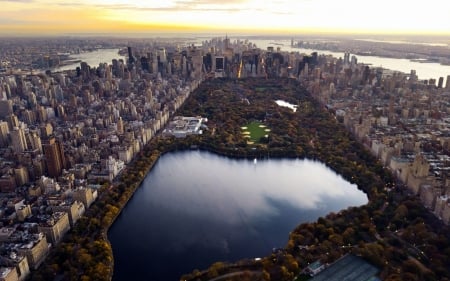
[52,37,450,81]
[53,48,124,72]
[249,38,450,81]
[108,150,367,281]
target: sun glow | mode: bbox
[0,0,449,36]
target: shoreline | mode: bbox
[30,78,450,281]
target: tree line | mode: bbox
[31,77,450,281]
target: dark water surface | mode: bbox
[108,150,367,281]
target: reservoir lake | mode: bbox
[108,150,368,281]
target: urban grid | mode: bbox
[0,36,450,281]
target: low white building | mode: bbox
[163,116,206,138]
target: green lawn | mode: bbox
[241,121,270,144]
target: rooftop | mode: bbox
[310,254,380,281]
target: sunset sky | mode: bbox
[1,0,450,36]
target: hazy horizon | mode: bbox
[1,0,450,37]
[1,32,450,41]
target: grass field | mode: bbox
[241,121,270,144]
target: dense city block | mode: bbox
[0,36,449,280]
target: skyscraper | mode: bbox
[438,77,444,88]
[224,35,230,50]
[214,56,225,78]
[27,131,42,153]
[117,117,124,134]
[127,46,135,66]
[215,57,224,71]
[43,136,66,178]
[141,56,150,72]
[344,52,350,65]
[0,99,13,118]
[5,113,19,131]
[10,126,28,153]
[80,62,90,79]
[157,48,167,64]
[0,121,9,148]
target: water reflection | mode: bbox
[251,39,450,80]
[275,100,298,112]
[147,151,363,221]
[109,150,367,281]
[54,49,124,71]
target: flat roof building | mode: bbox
[309,254,380,281]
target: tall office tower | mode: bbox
[157,48,167,64]
[112,59,119,77]
[43,136,66,178]
[303,63,309,78]
[127,46,135,65]
[146,88,153,101]
[118,60,125,78]
[1,83,11,98]
[105,65,112,82]
[214,56,225,78]
[350,55,357,67]
[14,166,29,186]
[376,68,383,85]
[117,117,124,134]
[141,56,150,72]
[362,65,371,84]
[254,54,259,74]
[215,57,224,71]
[0,99,13,118]
[56,104,65,118]
[10,126,28,153]
[0,121,9,148]
[147,52,154,73]
[27,131,42,152]
[27,92,38,109]
[152,54,158,74]
[22,109,36,125]
[224,35,230,49]
[167,62,172,75]
[14,75,24,96]
[344,52,350,65]
[313,67,321,80]
[37,105,48,123]
[429,79,436,87]
[40,123,53,140]
[438,77,444,88]
[410,69,418,81]
[181,56,187,76]
[5,114,19,131]
[203,53,212,72]
[80,62,90,78]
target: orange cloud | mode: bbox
[1,0,450,36]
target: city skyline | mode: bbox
[1,0,450,36]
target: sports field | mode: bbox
[241,121,270,144]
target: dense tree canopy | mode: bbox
[32,78,450,281]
